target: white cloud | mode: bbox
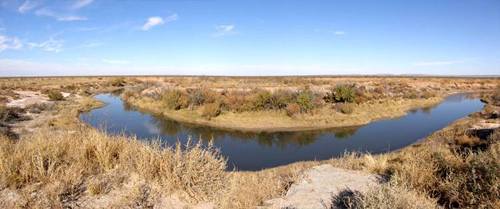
[71,0,93,10]
[413,60,464,66]
[102,59,130,65]
[212,24,236,37]
[0,34,23,52]
[141,14,178,31]
[142,17,164,31]
[28,38,63,52]
[35,8,87,21]
[333,31,346,35]
[18,0,39,13]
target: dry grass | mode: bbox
[0,128,227,207]
[324,128,500,209]
[332,181,438,209]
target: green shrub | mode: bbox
[161,90,188,110]
[252,90,273,110]
[285,103,301,117]
[296,90,315,112]
[325,85,356,103]
[47,90,64,101]
[201,103,221,119]
[251,89,295,111]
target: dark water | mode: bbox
[80,94,483,171]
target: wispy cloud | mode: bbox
[18,0,40,13]
[212,24,236,37]
[35,8,87,21]
[0,34,23,52]
[141,14,178,31]
[28,38,63,52]
[413,60,465,66]
[333,31,346,36]
[71,0,93,10]
[102,59,130,65]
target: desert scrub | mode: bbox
[0,128,227,206]
[325,84,357,103]
[187,88,219,107]
[296,89,316,112]
[109,77,126,87]
[201,103,222,119]
[332,182,438,209]
[285,103,301,117]
[161,89,189,110]
[47,90,64,101]
[420,90,437,99]
[336,103,355,114]
[250,89,293,111]
[383,139,499,209]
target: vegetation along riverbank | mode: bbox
[0,76,498,208]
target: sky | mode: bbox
[0,0,499,76]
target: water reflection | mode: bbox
[81,93,484,171]
[143,107,361,148]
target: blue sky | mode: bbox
[0,0,499,76]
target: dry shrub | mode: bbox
[122,89,137,100]
[332,182,438,209]
[0,128,227,205]
[286,103,301,117]
[47,90,64,101]
[187,88,219,107]
[219,168,297,209]
[386,143,499,209]
[336,103,355,114]
[420,91,436,99]
[161,89,189,110]
[223,91,252,112]
[109,77,126,87]
[201,103,222,119]
[0,105,29,123]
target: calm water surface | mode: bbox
[80,94,483,171]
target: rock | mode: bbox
[262,164,380,209]
[468,121,500,140]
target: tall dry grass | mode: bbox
[0,128,227,207]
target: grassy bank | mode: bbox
[116,76,498,131]
[125,95,442,132]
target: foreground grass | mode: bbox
[2,125,496,208]
[0,128,227,208]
